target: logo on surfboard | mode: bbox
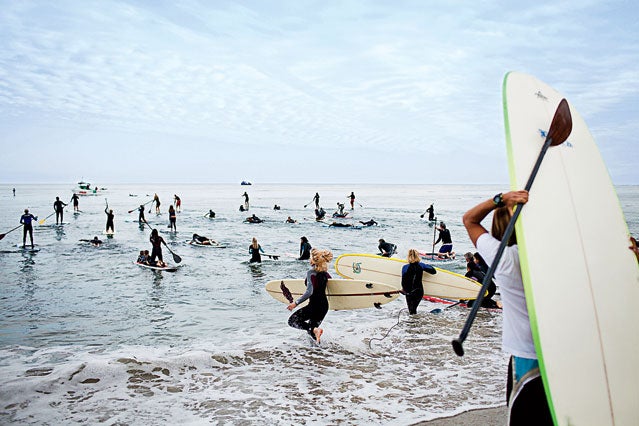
[539,129,573,148]
[352,262,362,274]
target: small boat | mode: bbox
[73,181,107,196]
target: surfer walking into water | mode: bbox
[463,190,552,424]
[287,248,334,344]
[299,236,312,260]
[20,209,37,248]
[53,196,67,225]
[249,237,264,263]
[71,193,80,212]
[401,249,437,315]
[242,192,250,210]
[153,193,161,214]
[434,222,455,259]
[347,192,356,209]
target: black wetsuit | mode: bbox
[150,234,164,263]
[138,206,146,223]
[299,241,312,260]
[426,205,435,220]
[288,270,331,337]
[249,244,263,263]
[435,228,452,245]
[20,213,36,247]
[105,208,114,232]
[401,262,436,314]
[53,200,66,224]
[465,268,499,309]
[71,194,80,211]
[313,193,320,209]
[378,242,396,257]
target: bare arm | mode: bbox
[462,190,529,247]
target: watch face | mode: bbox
[493,194,502,205]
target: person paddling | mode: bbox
[53,196,67,225]
[138,205,146,223]
[71,193,80,212]
[149,229,166,267]
[105,206,115,234]
[347,192,356,209]
[20,209,37,248]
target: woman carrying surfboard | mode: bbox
[287,248,333,344]
[401,249,436,315]
[462,190,552,425]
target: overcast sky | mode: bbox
[0,0,637,184]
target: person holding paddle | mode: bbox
[71,193,80,212]
[149,229,166,267]
[462,190,552,424]
[53,196,67,225]
[137,205,146,223]
[105,205,115,234]
[287,248,334,344]
[20,209,37,248]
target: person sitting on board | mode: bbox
[143,250,153,266]
[286,216,297,223]
[246,214,263,224]
[463,189,552,424]
[149,229,166,266]
[20,209,37,248]
[249,237,264,263]
[378,239,397,257]
[434,222,455,259]
[192,233,216,245]
[207,209,216,218]
[137,250,147,263]
[401,249,437,315]
[464,263,501,309]
[299,236,312,260]
[315,207,326,221]
[287,248,334,344]
[359,219,378,227]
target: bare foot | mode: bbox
[313,328,323,344]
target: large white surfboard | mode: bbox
[334,253,483,300]
[265,279,400,311]
[503,71,639,425]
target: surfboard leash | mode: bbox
[368,308,409,349]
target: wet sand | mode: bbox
[414,406,507,425]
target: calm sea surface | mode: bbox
[1,183,637,424]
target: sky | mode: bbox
[0,0,637,184]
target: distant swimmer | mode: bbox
[359,219,378,227]
[299,236,312,260]
[153,193,161,214]
[174,194,181,213]
[138,205,146,223]
[329,222,353,228]
[242,192,250,210]
[20,209,37,248]
[315,207,326,221]
[286,216,297,223]
[249,237,264,263]
[105,206,115,233]
[401,249,437,315]
[206,210,216,218]
[378,239,397,257]
[246,214,263,224]
[80,236,102,246]
[53,196,67,225]
[434,222,455,259]
[168,205,177,232]
[347,192,356,209]
[71,193,80,212]
[273,204,281,210]
[287,248,334,344]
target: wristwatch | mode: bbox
[493,193,505,208]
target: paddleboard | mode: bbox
[133,261,178,272]
[187,240,227,248]
[503,71,639,425]
[334,253,483,300]
[16,244,40,252]
[265,279,400,310]
[102,230,115,237]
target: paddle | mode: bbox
[142,220,182,264]
[303,197,315,208]
[38,211,56,225]
[128,199,153,214]
[430,300,463,314]
[452,98,572,357]
[0,224,23,241]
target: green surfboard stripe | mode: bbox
[502,71,558,425]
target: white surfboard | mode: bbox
[265,279,400,311]
[503,71,639,425]
[334,253,483,300]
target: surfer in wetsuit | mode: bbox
[434,222,455,259]
[138,205,146,223]
[287,248,334,344]
[359,219,378,227]
[105,207,115,233]
[149,229,165,266]
[348,192,356,209]
[168,205,177,232]
[249,237,264,263]
[286,216,297,223]
[401,249,437,315]
[246,214,263,223]
[207,210,216,218]
[312,192,320,209]
[191,233,215,245]
[80,236,102,246]
[473,252,489,274]
[53,196,67,225]
[464,262,500,309]
[71,193,80,212]
[242,192,250,210]
[378,239,396,257]
[315,207,326,221]
[463,189,552,424]
[20,209,37,248]
[426,204,435,221]
[299,236,312,260]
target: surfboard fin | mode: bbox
[374,303,382,309]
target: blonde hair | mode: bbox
[251,237,259,249]
[310,248,333,272]
[491,206,517,246]
[407,249,421,264]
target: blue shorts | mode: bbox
[439,244,453,253]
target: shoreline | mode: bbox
[414,406,507,425]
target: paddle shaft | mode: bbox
[453,135,555,356]
[0,224,23,240]
[128,199,153,213]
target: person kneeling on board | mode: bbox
[314,207,326,221]
[401,249,437,315]
[378,239,397,257]
[287,248,334,344]
[434,222,455,259]
[463,190,552,425]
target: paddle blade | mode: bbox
[172,252,182,264]
[547,98,572,146]
[0,233,6,241]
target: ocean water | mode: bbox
[0,183,637,425]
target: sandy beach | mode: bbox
[415,406,507,425]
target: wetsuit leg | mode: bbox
[288,307,312,334]
[56,211,61,224]
[151,247,163,263]
[507,358,553,425]
[406,288,423,315]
